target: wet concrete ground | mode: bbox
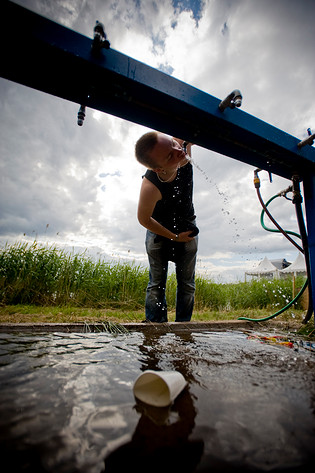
[0,323,314,472]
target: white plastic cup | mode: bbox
[133,370,187,407]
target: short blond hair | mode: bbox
[135,131,159,169]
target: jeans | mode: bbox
[145,230,198,322]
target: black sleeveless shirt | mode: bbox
[144,162,196,234]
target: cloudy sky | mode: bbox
[1,0,314,281]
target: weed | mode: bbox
[0,241,307,318]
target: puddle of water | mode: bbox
[0,329,314,472]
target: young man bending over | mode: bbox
[135,132,198,322]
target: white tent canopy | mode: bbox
[245,256,279,279]
[280,253,306,276]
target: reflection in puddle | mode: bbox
[0,329,314,472]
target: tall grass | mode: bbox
[0,242,148,308]
[194,276,303,311]
[0,241,305,311]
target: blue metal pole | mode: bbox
[303,175,315,319]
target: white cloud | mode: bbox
[1,0,314,282]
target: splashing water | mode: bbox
[189,156,257,258]
[190,157,240,237]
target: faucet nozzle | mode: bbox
[77,105,86,126]
[219,89,242,112]
[298,128,315,148]
[91,21,110,55]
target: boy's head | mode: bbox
[135,131,159,169]
[135,132,187,173]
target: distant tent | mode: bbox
[279,253,306,277]
[270,258,291,270]
[245,256,279,280]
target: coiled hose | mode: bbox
[238,173,313,323]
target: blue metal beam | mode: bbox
[1,1,314,179]
[1,1,315,317]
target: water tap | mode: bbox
[182,141,193,161]
[182,141,188,153]
[219,89,242,112]
[77,105,86,126]
[297,128,315,148]
[253,168,261,188]
[91,21,110,55]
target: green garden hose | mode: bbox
[260,194,302,242]
[238,179,309,322]
[238,278,308,322]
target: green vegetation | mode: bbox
[0,241,310,327]
[0,241,148,309]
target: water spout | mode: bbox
[298,128,315,148]
[219,89,242,112]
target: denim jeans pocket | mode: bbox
[145,230,164,252]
